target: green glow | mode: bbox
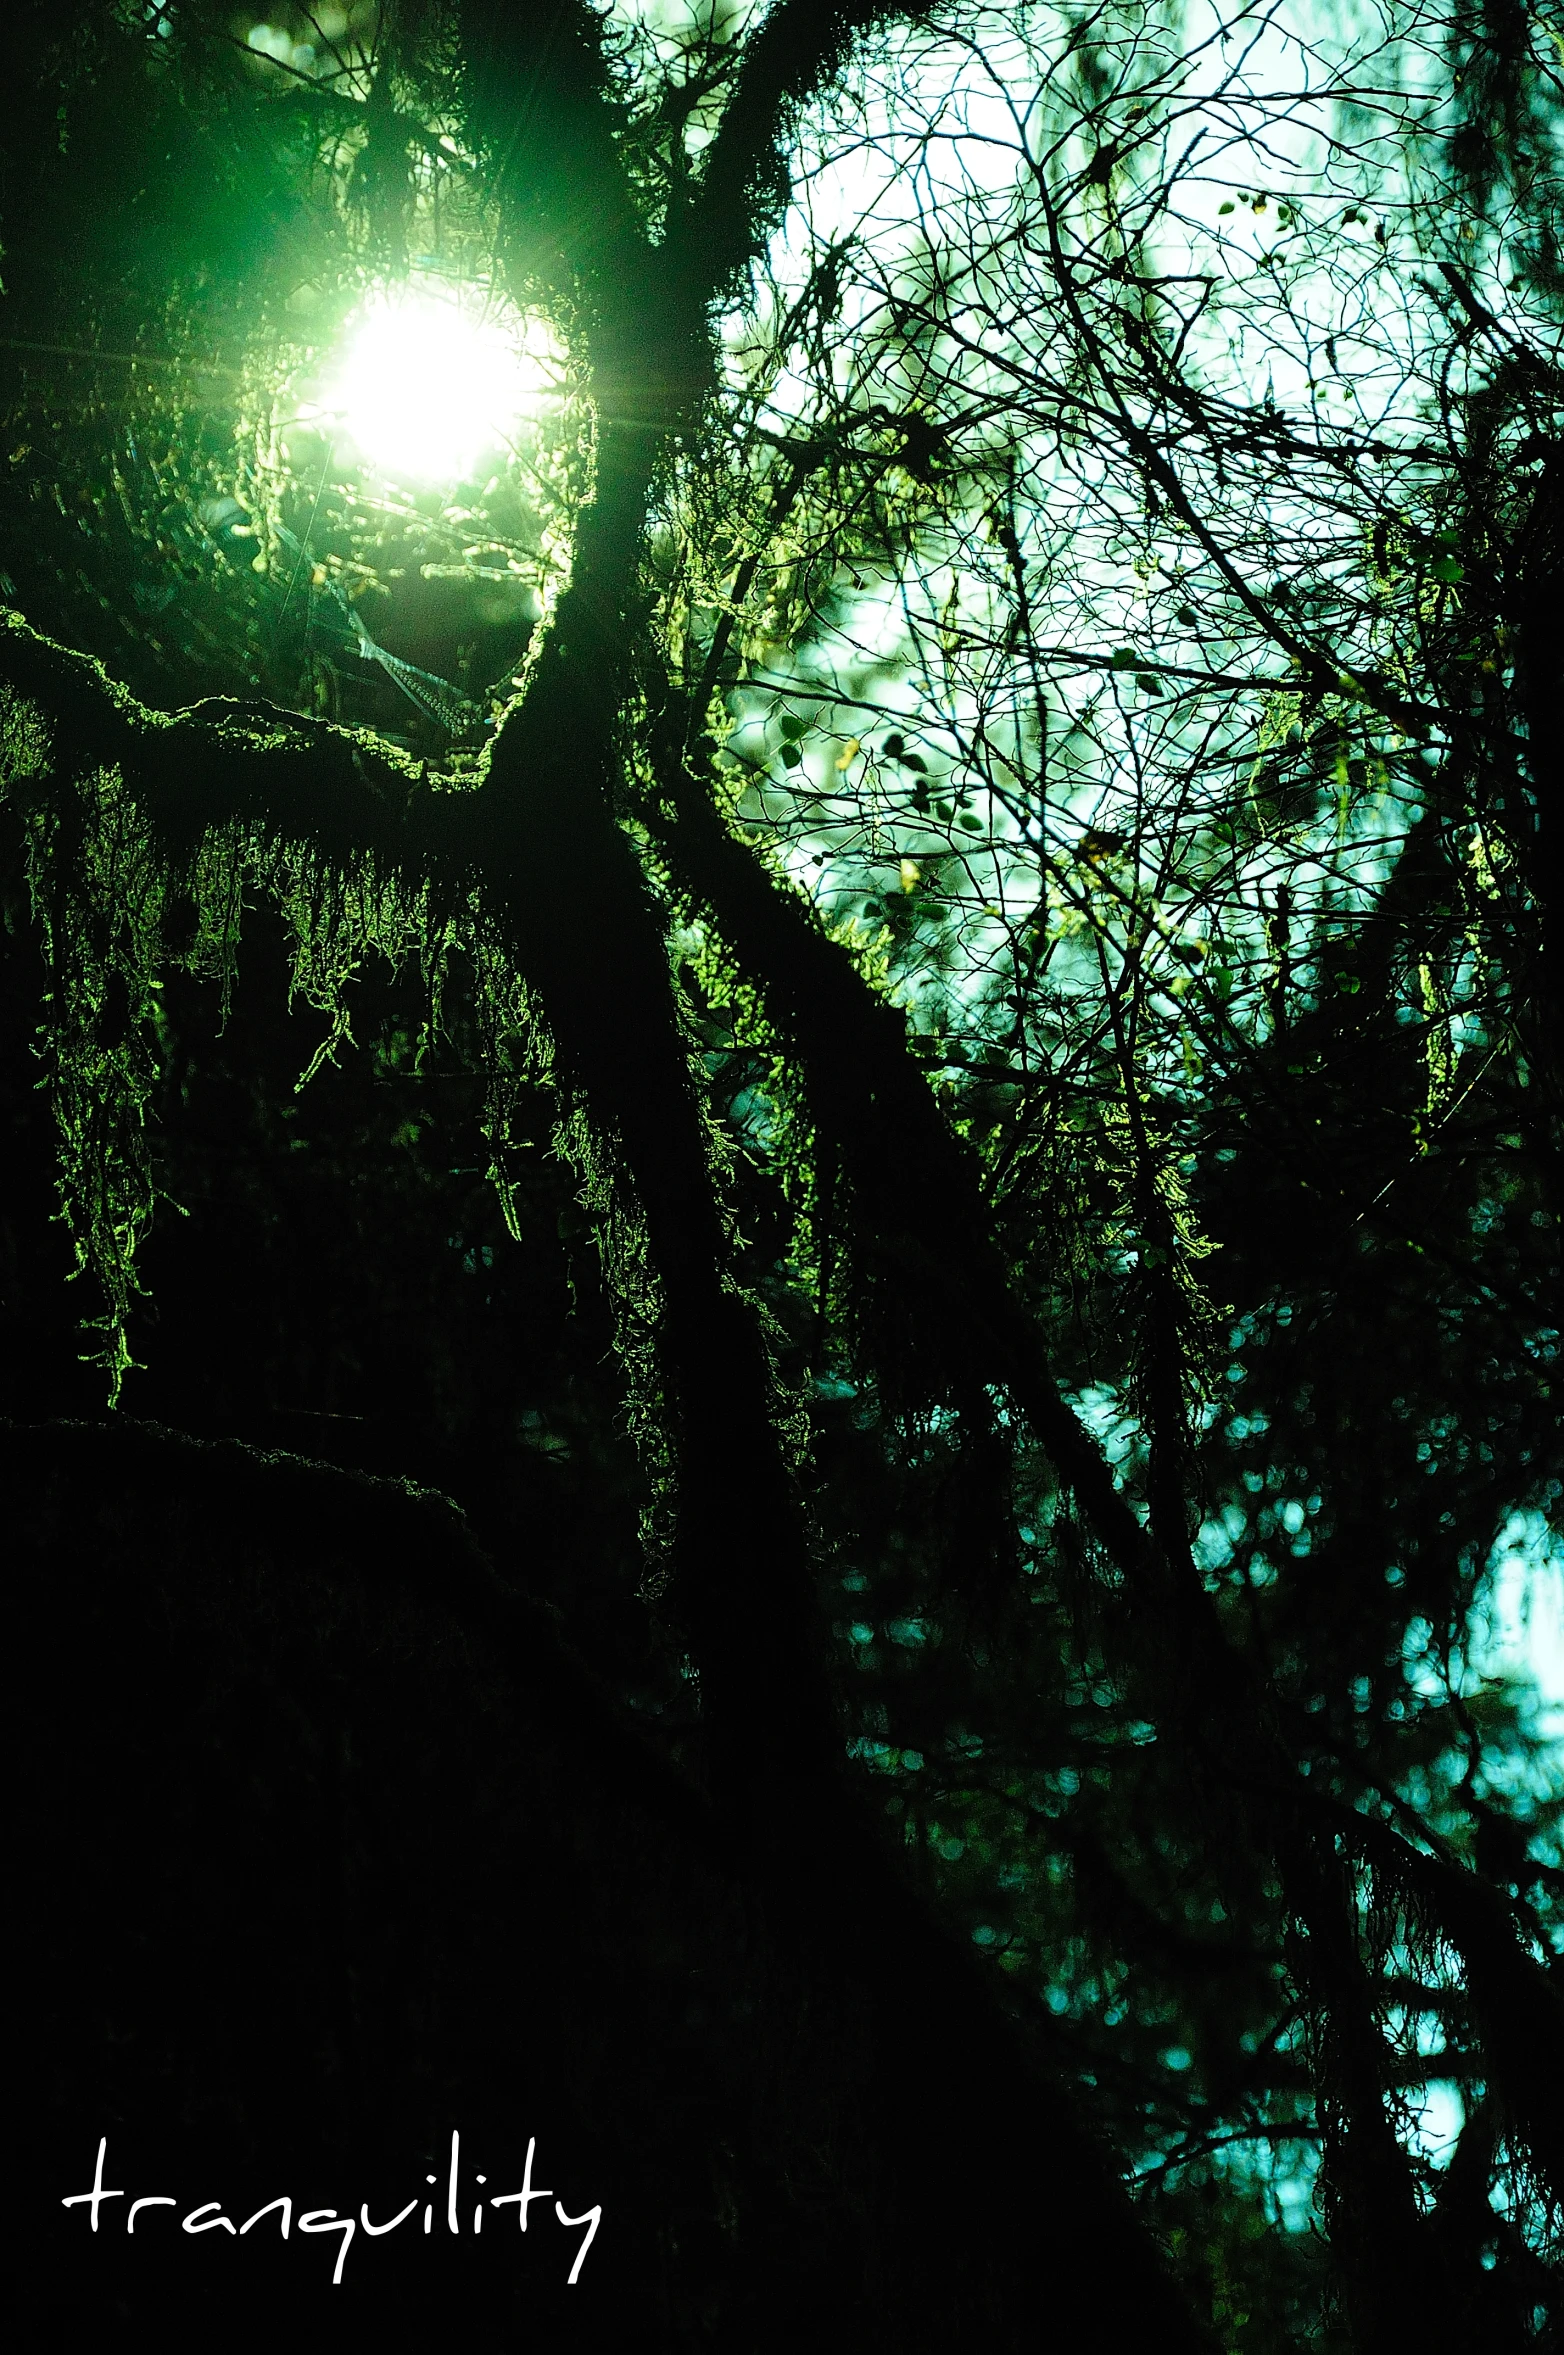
[315,283,555,486]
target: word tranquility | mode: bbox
[63,2132,602,2287]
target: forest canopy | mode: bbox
[2,2,1560,2350]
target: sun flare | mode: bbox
[317,282,557,485]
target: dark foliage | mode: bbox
[3,4,1560,2349]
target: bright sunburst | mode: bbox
[317,281,557,485]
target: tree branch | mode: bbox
[668,0,934,313]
